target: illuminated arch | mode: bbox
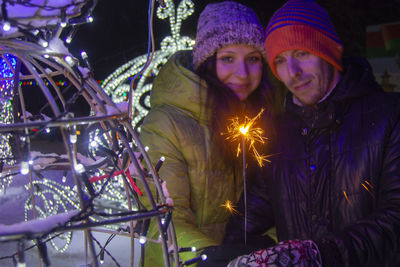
[101,0,195,131]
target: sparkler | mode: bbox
[222,108,268,245]
[343,180,375,206]
[223,108,269,167]
[343,191,350,204]
[221,199,239,215]
[362,180,374,198]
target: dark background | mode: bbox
[69,0,400,81]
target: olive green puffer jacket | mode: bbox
[140,50,243,266]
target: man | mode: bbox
[222,0,400,266]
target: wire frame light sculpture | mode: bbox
[0,1,179,266]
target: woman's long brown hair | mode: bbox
[196,54,283,165]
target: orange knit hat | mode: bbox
[265,0,343,79]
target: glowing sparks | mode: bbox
[221,199,239,214]
[344,180,375,205]
[343,191,350,204]
[362,180,374,198]
[361,183,372,196]
[240,125,249,135]
[364,180,373,187]
[223,108,269,166]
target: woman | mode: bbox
[139,1,284,265]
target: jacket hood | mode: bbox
[150,50,209,123]
[330,57,382,102]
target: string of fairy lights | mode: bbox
[0,0,143,260]
[8,0,196,133]
[0,53,16,193]
[23,175,131,253]
[101,0,195,131]
[1,0,194,265]
[87,0,195,161]
[24,179,75,252]
[0,0,96,193]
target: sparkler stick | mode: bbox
[222,108,269,245]
[242,136,247,245]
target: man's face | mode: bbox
[274,50,339,106]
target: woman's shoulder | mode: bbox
[142,105,202,132]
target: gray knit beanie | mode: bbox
[192,1,266,69]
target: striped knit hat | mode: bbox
[265,0,343,78]
[193,1,266,69]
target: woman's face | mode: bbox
[216,44,263,101]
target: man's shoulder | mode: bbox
[366,90,400,109]
[356,90,400,127]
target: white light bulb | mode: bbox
[64,56,75,66]
[87,16,94,23]
[45,128,50,133]
[138,236,146,244]
[65,36,72,44]
[39,39,48,48]
[2,22,11,31]
[75,163,84,173]
[70,134,77,143]
[81,51,88,59]
[21,161,29,175]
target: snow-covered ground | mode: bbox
[0,167,141,267]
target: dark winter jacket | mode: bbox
[224,57,400,267]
